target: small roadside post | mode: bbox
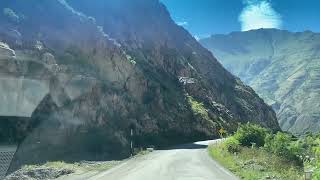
[304,169,313,180]
[129,124,135,157]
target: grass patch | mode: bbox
[208,142,304,180]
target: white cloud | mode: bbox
[177,21,189,26]
[239,0,282,31]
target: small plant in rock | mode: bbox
[187,96,210,121]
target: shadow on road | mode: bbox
[162,143,208,150]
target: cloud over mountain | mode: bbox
[239,0,282,31]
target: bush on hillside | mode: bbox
[266,132,291,156]
[315,164,320,180]
[313,163,320,179]
[234,123,268,147]
[224,137,241,153]
[265,132,303,165]
[313,138,320,179]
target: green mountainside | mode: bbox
[200,29,320,134]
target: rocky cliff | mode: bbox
[200,29,320,135]
[0,0,278,170]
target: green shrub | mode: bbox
[224,137,241,153]
[234,123,268,147]
[314,158,320,179]
[264,133,274,151]
[313,139,320,180]
[265,132,303,165]
[314,138,320,158]
[314,166,320,180]
[267,132,291,156]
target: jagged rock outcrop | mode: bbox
[0,42,15,58]
[200,29,320,134]
[0,0,279,171]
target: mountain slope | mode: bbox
[0,0,278,170]
[200,29,320,134]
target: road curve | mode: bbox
[65,140,238,180]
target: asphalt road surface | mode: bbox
[63,140,238,180]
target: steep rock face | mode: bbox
[0,0,278,170]
[67,0,278,128]
[200,29,320,134]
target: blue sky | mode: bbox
[161,0,320,38]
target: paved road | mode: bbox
[63,140,238,180]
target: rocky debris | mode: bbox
[240,159,267,172]
[5,167,74,180]
[264,175,278,180]
[77,161,121,170]
[34,41,44,51]
[41,53,56,66]
[5,160,122,180]
[211,101,233,118]
[178,77,196,85]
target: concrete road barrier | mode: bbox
[0,145,17,179]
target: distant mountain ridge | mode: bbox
[200,29,320,134]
